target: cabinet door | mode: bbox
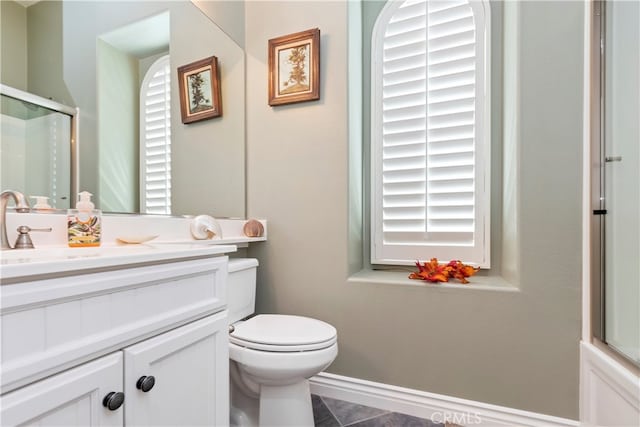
[0,353,123,427]
[123,312,229,426]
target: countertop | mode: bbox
[0,243,237,281]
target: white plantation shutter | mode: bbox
[140,55,171,215]
[371,0,490,266]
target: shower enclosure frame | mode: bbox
[0,84,79,208]
[590,0,640,369]
[590,0,604,344]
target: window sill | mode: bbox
[347,268,519,292]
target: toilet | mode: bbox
[227,258,338,427]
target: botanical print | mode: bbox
[178,56,221,123]
[186,68,213,114]
[268,28,319,106]
[278,43,312,95]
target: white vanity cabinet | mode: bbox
[1,352,124,426]
[123,312,228,426]
[0,247,233,427]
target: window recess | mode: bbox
[371,0,491,267]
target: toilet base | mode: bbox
[259,380,314,427]
[230,362,315,427]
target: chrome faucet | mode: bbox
[1,190,31,250]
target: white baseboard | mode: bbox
[309,372,579,427]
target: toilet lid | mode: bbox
[230,314,337,352]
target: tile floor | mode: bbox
[312,394,445,427]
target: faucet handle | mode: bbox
[14,225,52,249]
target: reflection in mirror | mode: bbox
[97,10,170,214]
[0,0,245,218]
[0,84,77,209]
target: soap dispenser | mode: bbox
[30,196,52,210]
[67,191,102,247]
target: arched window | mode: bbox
[140,55,171,214]
[371,0,491,266]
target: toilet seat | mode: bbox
[230,314,337,352]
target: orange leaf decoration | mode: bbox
[409,258,480,284]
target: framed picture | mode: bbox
[268,28,320,106]
[178,56,222,124]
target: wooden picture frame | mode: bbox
[177,56,222,124]
[268,28,320,106]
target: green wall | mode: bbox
[0,0,27,90]
[26,0,72,105]
[97,39,139,213]
[246,0,583,419]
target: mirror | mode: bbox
[0,0,245,218]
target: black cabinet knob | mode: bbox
[136,375,156,392]
[102,392,124,411]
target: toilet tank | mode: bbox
[227,258,259,323]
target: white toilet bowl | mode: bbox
[227,260,338,427]
[230,341,338,386]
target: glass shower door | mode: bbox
[602,0,640,365]
[0,85,76,209]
